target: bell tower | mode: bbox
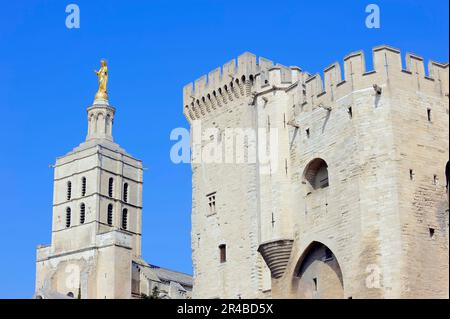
[35,60,144,299]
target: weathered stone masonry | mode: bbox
[184,45,449,299]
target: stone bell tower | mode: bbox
[35,61,144,299]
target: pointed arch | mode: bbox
[96,112,105,136]
[293,241,344,299]
[106,114,111,135]
[88,114,95,135]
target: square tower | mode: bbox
[36,96,144,299]
[184,47,449,299]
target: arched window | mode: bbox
[66,207,71,228]
[122,209,128,230]
[97,113,105,135]
[108,178,114,198]
[88,114,94,135]
[107,204,113,226]
[304,158,329,190]
[106,114,111,134]
[80,203,86,224]
[67,181,72,201]
[123,183,129,203]
[81,177,87,197]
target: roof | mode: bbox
[149,264,193,288]
[133,259,193,288]
[67,138,133,158]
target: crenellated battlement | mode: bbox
[183,52,302,121]
[296,45,448,109]
[183,45,449,121]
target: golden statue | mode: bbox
[94,59,108,100]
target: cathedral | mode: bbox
[183,45,449,299]
[34,61,192,299]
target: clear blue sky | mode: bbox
[0,0,448,298]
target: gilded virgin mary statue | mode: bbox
[94,59,108,101]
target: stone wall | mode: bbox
[184,45,449,299]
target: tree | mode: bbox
[140,286,160,299]
[150,286,160,299]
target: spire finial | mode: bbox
[87,59,115,141]
[94,59,108,101]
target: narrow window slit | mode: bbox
[67,181,72,201]
[81,177,86,197]
[107,204,113,226]
[429,228,435,238]
[219,244,226,263]
[66,207,71,228]
[108,178,114,198]
[123,183,129,203]
[80,203,85,224]
[313,278,318,291]
[122,209,128,230]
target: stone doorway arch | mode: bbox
[294,241,344,299]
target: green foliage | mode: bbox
[140,287,160,299]
[150,286,160,299]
